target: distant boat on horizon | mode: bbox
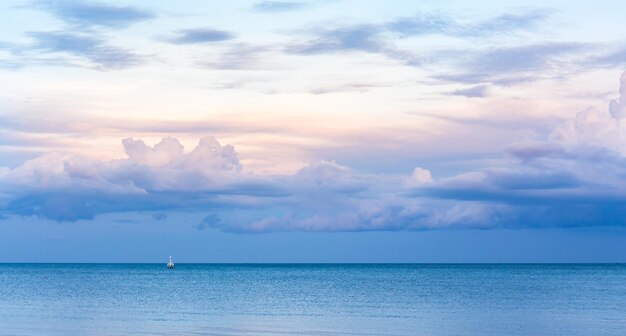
[167,256,174,269]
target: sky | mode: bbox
[1,0,626,262]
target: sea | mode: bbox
[0,264,624,336]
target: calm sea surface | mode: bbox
[0,264,624,336]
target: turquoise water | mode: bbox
[0,264,624,335]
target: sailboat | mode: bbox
[167,256,174,269]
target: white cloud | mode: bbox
[123,137,184,167]
[609,71,626,119]
[549,106,622,150]
[405,167,433,187]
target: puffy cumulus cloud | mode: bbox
[116,136,243,192]
[0,137,260,221]
[123,137,184,167]
[542,74,626,158]
[171,137,241,172]
[550,107,618,147]
[405,167,433,187]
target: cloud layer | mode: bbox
[1,2,622,87]
[3,74,626,232]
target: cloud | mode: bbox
[309,82,392,95]
[470,43,582,74]
[449,85,489,97]
[122,137,184,167]
[289,24,384,54]
[418,168,584,204]
[294,160,370,193]
[0,137,266,221]
[388,14,456,36]
[407,71,626,228]
[548,106,623,152]
[1,1,152,70]
[609,72,626,119]
[5,74,626,231]
[2,1,154,70]
[35,0,155,29]
[586,46,626,69]
[411,111,558,131]
[388,9,551,37]
[506,142,567,161]
[0,136,422,231]
[276,9,601,88]
[200,43,272,70]
[287,24,422,66]
[253,1,306,12]
[196,213,221,230]
[164,28,235,44]
[286,9,553,69]
[0,140,502,232]
[26,31,143,69]
[434,42,587,86]
[463,9,551,36]
[405,167,433,187]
